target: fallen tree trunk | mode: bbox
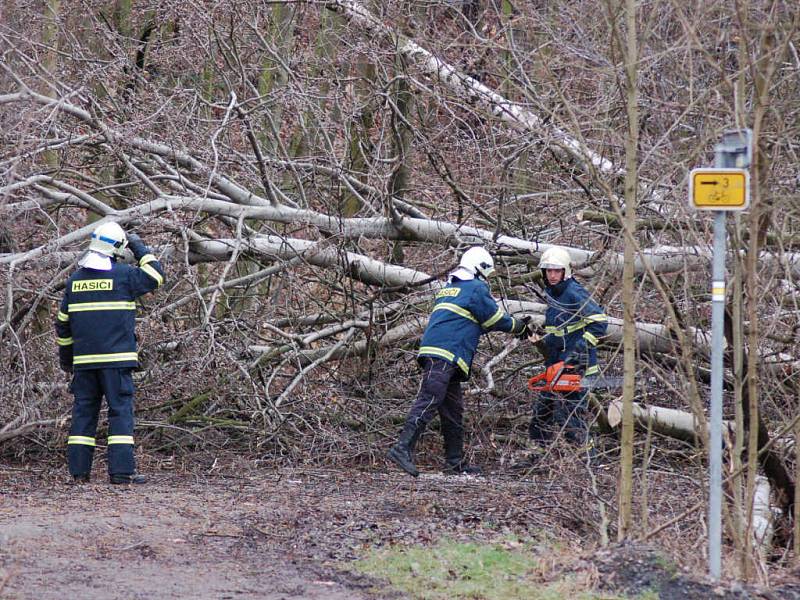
[606,399,729,444]
[0,192,762,277]
[606,400,780,563]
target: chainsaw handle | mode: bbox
[527,372,547,391]
[527,361,582,393]
[527,361,565,392]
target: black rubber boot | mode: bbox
[441,422,481,475]
[73,474,90,484]
[387,423,422,477]
[110,473,147,485]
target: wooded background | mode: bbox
[1,0,798,580]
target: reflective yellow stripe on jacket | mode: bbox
[432,303,478,323]
[418,346,470,376]
[566,321,586,333]
[73,352,138,365]
[419,346,454,362]
[139,255,164,286]
[583,314,608,324]
[67,301,136,313]
[481,308,504,329]
[546,314,608,337]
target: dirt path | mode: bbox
[7,461,796,600]
[1,467,400,600]
[2,462,578,600]
[0,459,633,599]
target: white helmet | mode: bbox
[87,222,127,258]
[539,246,572,279]
[459,246,495,280]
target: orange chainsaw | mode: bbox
[527,361,622,393]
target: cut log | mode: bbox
[606,399,725,444]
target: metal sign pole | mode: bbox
[708,208,726,579]
[688,128,751,580]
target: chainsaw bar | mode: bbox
[581,375,625,391]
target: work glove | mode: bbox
[563,342,587,367]
[126,232,149,261]
[513,316,533,339]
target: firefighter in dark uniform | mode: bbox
[387,247,532,477]
[528,246,607,454]
[55,221,165,484]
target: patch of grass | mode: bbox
[653,553,678,576]
[354,539,624,600]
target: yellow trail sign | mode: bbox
[689,168,749,210]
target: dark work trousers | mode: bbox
[405,357,464,440]
[68,368,136,477]
[528,389,588,446]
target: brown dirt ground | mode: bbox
[2,458,799,600]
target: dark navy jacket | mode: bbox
[55,243,164,370]
[542,277,607,375]
[418,277,521,379]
